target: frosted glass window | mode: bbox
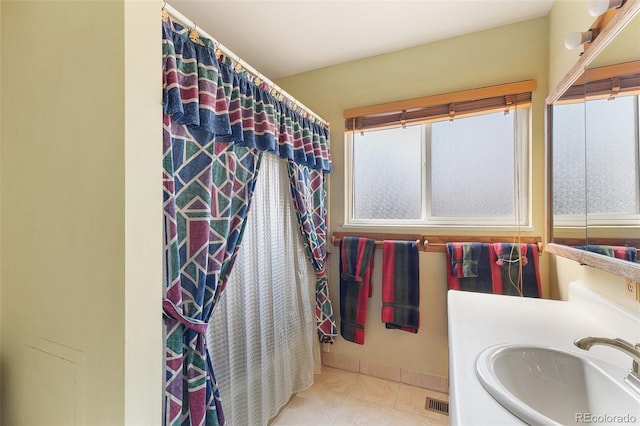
[352,126,423,219]
[585,96,639,216]
[347,108,530,226]
[430,112,520,217]
[552,102,587,216]
[553,95,640,227]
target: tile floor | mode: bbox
[270,366,450,426]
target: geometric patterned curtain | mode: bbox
[287,161,338,343]
[163,132,261,426]
[162,17,333,426]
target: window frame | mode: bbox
[344,107,532,230]
[552,93,640,228]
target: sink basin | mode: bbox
[476,344,640,425]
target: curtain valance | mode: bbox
[163,14,336,425]
[162,18,332,172]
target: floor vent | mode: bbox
[425,396,449,416]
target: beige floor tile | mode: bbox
[330,395,394,425]
[394,384,449,418]
[271,386,344,425]
[270,409,333,426]
[423,411,450,426]
[312,366,359,395]
[274,369,450,426]
[387,409,432,426]
[348,374,400,408]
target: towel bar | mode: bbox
[330,232,543,254]
[330,235,424,252]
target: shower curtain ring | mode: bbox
[161,1,169,21]
[188,22,203,45]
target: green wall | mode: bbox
[0,1,162,424]
[277,16,549,379]
[548,0,593,91]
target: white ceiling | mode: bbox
[168,0,556,79]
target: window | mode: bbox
[585,95,640,223]
[553,94,640,227]
[346,107,530,227]
[551,101,587,225]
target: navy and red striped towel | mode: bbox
[381,240,420,333]
[574,245,637,262]
[445,242,541,298]
[489,243,541,298]
[445,243,494,293]
[339,236,376,345]
[447,242,482,278]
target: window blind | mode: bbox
[344,80,537,132]
[558,60,640,102]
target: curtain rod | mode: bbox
[164,3,328,127]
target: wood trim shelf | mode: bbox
[545,243,640,281]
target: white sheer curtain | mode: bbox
[207,153,320,426]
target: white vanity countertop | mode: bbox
[447,282,640,426]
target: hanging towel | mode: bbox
[612,246,637,262]
[574,245,638,263]
[494,243,528,267]
[489,243,541,298]
[447,242,482,278]
[446,243,494,293]
[381,240,420,333]
[339,237,376,345]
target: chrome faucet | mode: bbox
[574,336,640,395]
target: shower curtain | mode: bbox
[162,17,334,426]
[208,153,318,426]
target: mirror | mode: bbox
[548,2,640,279]
[584,16,640,254]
